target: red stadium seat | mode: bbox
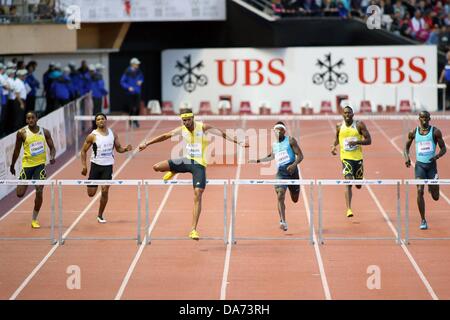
[198,101,213,115]
[399,100,412,112]
[320,100,332,113]
[360,100,372,113]
[280,101,293,114]
[239,101,253,115]
[162,101,175,115]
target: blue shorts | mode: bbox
[168,158,206,189]
[275,167,300,194]
[415,160,438,179]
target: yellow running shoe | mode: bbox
[346,209,354,218]
[163,171,175,181]
[189,229,200,240]
[31,220,40,229]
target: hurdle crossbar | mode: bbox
[230,179,315,245]
[57,180,142,244]
[0,180,56,244]
[317,179,402,244]
[404,179,450,243]
[144,179,228,244]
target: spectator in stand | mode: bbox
[43,62,56,115]
[0,63,7,137]
[90,63,108,129]
[25,61,39,114]
[9,69,27,132]
[439,51,450,110]
[68,62,82,99]
[438,25,450,51]
[337,0,350,18]
[427,23,440,44]
[410,9,427,39]
[322,0,338,16]
[50,67,72,109]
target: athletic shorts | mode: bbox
[19,164,46,180]
[168,158,206,189]
[275,167,300,194]
[342,159,364,179]
[415,160,438,180]
[88,163,113,185]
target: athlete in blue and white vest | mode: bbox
[405,111,447,230]
[249,121,304,231]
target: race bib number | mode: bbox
[30,141,45,156]
[186,143,202,158]
[99,144,113,158]
[344,137,358,151]
[275,150,291,166]
[417,141,433,155]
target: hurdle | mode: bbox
[317,179,402,244]
[0,180,56,244]
[144,179,228,244]
[57,180,142,244]
[230,179,315,245]
[404,179,450,244]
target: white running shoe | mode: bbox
[97,216,107,223]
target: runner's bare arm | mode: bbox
[353,121,372,146]
[203,123,249,147]
[331,123,340,155]
[249,148,274,163]
[80,134,95,176]
[404,129,415,167]
[44,129,56,164]
[113,132,132,153]
[10,130,25,175]
[139,127,182,152]
[430,128,447,161]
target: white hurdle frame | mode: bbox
[57,180,142,244]
[144,179,228,245]
[317,179,402,244]
[230,179,315,245]
[404,179,450,244]
[0,180,56,244]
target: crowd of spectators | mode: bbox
[271,0,450,51]
[0,0,57,24]
[0,59,108,137]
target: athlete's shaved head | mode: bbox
[419,110,430,118]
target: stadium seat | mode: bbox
[259,101,271,115]
[162,101,175,115]
[218,99,232,115]
[359,100,372,113]
[198,101,213,115]
[239,101,253,115]
[320,101,332,113]
[280,101,293,114]
[399,100,412,113]
[147,100,161,114]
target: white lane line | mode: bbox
[298,170,332,300]
[114,178,176,300]
[220,119,246,300]
[9,121,162,300]
[365,185,439,300]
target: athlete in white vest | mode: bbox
[81,113,132,223]
[404,111,447,230]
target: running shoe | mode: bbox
[31,220,40,229]
[346,209,354,218]
[97,216,107,224]
[420,219,428,230]
[282,222,288,231]
[163,171,175,181]
[189,229,200,240]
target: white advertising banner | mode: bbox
[0,108,66,200]
[162,46,438,113]
[57,0,226,22]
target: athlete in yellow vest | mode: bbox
[331,105,371,218]
[10,111,56,228]
[139,107,249,240]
